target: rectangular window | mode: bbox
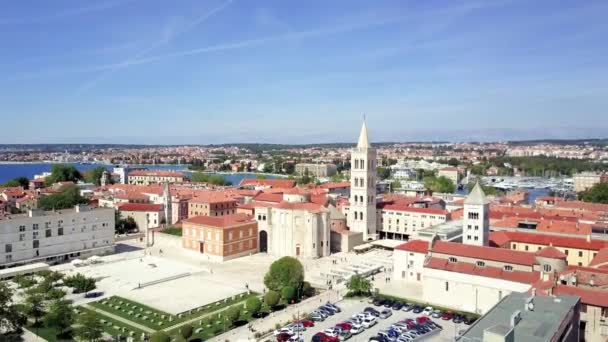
[445,282,449,291]
[45,229,52,238]
[33,224,39,230]
[578,251,583,257]
[5,244,12,253]
[19,233,25,241]
[19,225,26,232]
[58,227,63,236]
[6,255,12,262]
[33,240,39,248]
[525,245,529,251]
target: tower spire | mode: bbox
[357,118,370,148]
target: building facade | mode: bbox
[349,120,377,240]
[127,170,185,185]
[0,205,114,268]
[181,214,258,261]
[295,163,338,177]
[463,182,490,246]
[573,172,602,192]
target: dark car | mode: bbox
[368,335,389,342]
[452,314,464,324]
[402,303,413,311]
[85,291,103,298]
[412,305,423,314]
[277,333,292,342]
[464,316,477,325]
[391,302,403,310]
[383,299,394,308]
[372,298,385,306]
[364,307,380,317]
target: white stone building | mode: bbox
[0,205,115,268]
[462,182,490,246]
[348,120,377,241]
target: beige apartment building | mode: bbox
[573,172,602,192]
[181,214,257,261]
[127,170,185,185]
[295,163,337,177]
[0,205,115,268]
[438,167,461,185]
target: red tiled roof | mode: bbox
[320,182,350,189]
[190,191,239,204]
[489,231,608,251]
[184,213,254,228]
[118,203,163,212]
[432,240,537,266]
[553,285,608,307]
[239,179,296,188]
[377,203,449,216]
[395,240,429,253]
[253,193,283,203]
[274,201,325,211]
[535,246,567,259]
[128,170,185,177]
[589,247,608,268]
[425,257,539,284]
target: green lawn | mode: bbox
[161,227,183,236]
[25,323,71,342]
[77,307,149,341]
[89,292,258,330]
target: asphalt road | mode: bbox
[290,299,466,342]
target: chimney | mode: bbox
[525,289,535,311]
[510,311,522,327]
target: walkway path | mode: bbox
[82,304,155,333]
[161,296,254,332]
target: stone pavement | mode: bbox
[209,288,346,342]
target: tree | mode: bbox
[262,163,274,173]
[76,310,103,342]
[180,323,194,340]
[45,164,83,186]
[38,185,89,210]
[1,176,30,189]
[264,290,280,308]
[346,275,372,296]
[447,158,460,167]
[580,182,608,204]
[224,306,241,327]
[150,331,171,342]
[466,179,501,196]
[245,297,262,317]
[64,273,96,294]
[281,286,296,303]
[423,176,455,193]
[0,282,26,333]
[389,180,401,193]
[83,167,110,186]
[24,293,45,326]
[44,299,75,338]
[264,256,304,292]
[376,167,391,180]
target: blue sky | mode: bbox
[1,0,607,144]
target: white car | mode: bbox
[350,324,364,334]
[288,336,304,342]
[423,306,434,316]
[323,328,339,337]
[274,327,294,336]
[362,316,377,328]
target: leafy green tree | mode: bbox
[580,182,608,204]
[262,163,274,173]
[301,281,315,297]
[1,176,30,189]
[0,282,26,333]
[245,297,262,317]
[191,173,231,186]
[44,299,75,338]
[423,175,455,193]
[376,167,391,180]
[389,180,401,193]
[45,164,83,186]
[75,310,103,342]
[447,158,460,167]
[264,256,304,292]
[264,290,280,308]
[180,323,194,340]
[24,293,46,326]
[150,331,171,342]
[64,273,96,294]
[38,185,88,210]
[346,275,372,296]
[224,306,241,327]
[281,286,296,303]
[83,167,110,186]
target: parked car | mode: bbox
[313,310,328,318]
[379,309,393,319]
[401,303,413,312]
[312,332,339,342]
[288,335,304,342]
[416,316,431,324]
[85,291,103,298]
[412,305,423,314]
[310,314,325,322]
[431,310,443,318]
[325,302,341,312]
[364,307,380,317]
[391,302,404,310]
[297,319,315,327]
[350,324,364,335]
[335,322,352,332]
[452,314,464,324]
[338,330,352,341]
[362,316,377,328]
[422,306,434,316]
[274,327,294,336]
[383,299,394,308]
[323,328,340,337]
[276,332,292,342]
[441,312,454,321]
[369,336,390,342]
[464,316,477,325]
[372,298,385,306]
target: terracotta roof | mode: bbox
[432,240,537,266]
[395,240,429,253]
[535,246,567,259]
[377,203,449,216]
[253,192,283,203]
[184,213,254,228]
[589,247,608,268]
[190,191,239,204]
[239,178,296,188]
[489,231,607,251]
[320,182,350,189]
[553,285,608,307]
[118,203,163,212]
[425,257,539,284]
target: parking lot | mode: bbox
[292,299,465,341]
